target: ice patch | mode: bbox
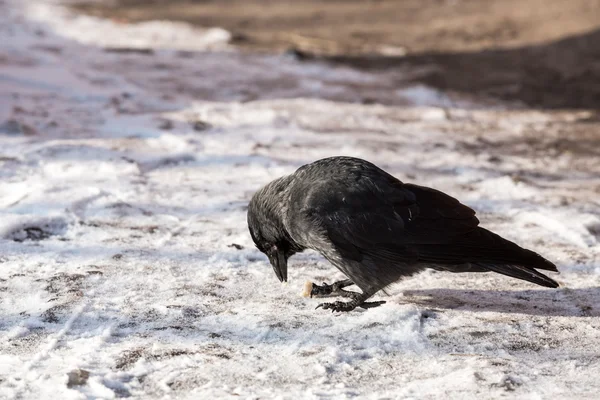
[477,176,539,201]
[516,210,599,248]
[6,326,29,340]
[397,84,455,108]
[25,3,232,51]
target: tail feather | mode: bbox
[476,263,559,288]
[468,227,558,272]
[416,227,559,287]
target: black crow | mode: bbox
[247,156,559,312]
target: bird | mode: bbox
[247,156,559,312]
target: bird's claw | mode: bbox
[359,301,387,309]
[315,300,386,312]
[315,301,355,312]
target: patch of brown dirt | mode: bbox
[73,0,600,54]
[72,0,600,108]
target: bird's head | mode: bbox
[247,178,301,283]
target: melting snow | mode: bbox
[0,0,599,399]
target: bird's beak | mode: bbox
[269,248,287,283]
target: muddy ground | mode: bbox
[73,0,600,109]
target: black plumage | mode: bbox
[247,156,558,312]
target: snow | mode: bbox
[1,0,600,399]
[25,2,232,51]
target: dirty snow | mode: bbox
[1,1,600,399]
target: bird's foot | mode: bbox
[310,279,357,298]
[311,280,385,312]
[315,300,357,312]
[315,299,386,312]
[360,301,387,309]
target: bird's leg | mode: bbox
[310,279,357,298]
[315,288,386,312]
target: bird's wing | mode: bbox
[309,176,556,283]
[301,176,479,291]
[297,162,556,291]
[307,176,479,263]
[395,183,479,242]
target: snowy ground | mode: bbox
[1,1,600,399]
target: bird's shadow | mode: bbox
[398,287,600,317]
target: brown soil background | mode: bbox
[74,0,600,109]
